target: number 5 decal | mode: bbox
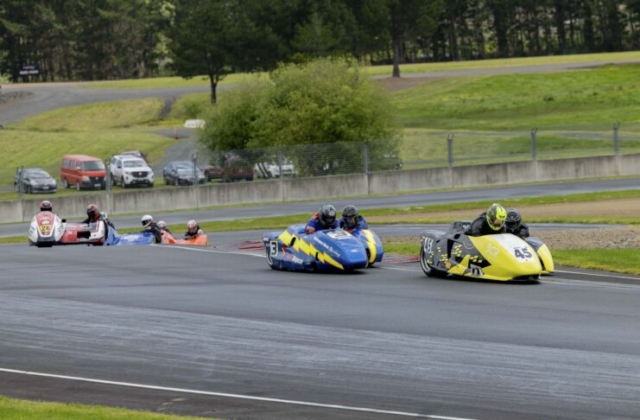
[270,241,278,256]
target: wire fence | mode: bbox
[194,123,640,180]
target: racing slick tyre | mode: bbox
[266,248,278,270]
[420,245,447,278]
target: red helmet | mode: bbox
[40,200,53,212]
[86,203,99,220]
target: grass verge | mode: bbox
[0,395,207,420]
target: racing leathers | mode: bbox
[506,222,530,239]
[305,213,339,234]
[142,222,163,243]
[465,212,506,236]
[184,225,204,239]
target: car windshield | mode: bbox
[123,160,145,168]
[25,170,50,179]
[82,161,105,171]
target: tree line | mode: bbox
[1,0,639,94]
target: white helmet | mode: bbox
[141,214,153,227]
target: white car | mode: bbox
[110,155,154,188]
[254,159,296,178]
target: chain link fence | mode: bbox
[193,123,640,181]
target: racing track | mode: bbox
[1,235,640,420]
[3,59,640,419]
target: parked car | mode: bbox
[202,154,254,182]
[370,153,403,171]
[110,155,154,188]
[60,154,107,190]
[163,161,206,186]
[254,158,296,179]
[120,150,149,163]
[14,167,57,194]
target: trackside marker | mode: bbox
[0,368,474,420]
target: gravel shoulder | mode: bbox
[378,198,640,250]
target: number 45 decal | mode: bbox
[514,247,533,260]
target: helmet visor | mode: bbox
[489,217,504,230]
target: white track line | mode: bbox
[0,368,474,420]
[554,269,640,281]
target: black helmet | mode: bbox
[318,204,336,228]
[506,208,522,231]
[341,205,359,229]
[86,203,99,220]
[40,200,53,212]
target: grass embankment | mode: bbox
[0,395,208,420]
[0,98,177,187]
[5,55,640,189]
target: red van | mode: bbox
[60,154,107,190]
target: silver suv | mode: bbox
[110,155,154,188]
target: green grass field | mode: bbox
[4,53,640,187]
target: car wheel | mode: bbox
[420,244,447,278]
[266,247,278,270]
[27,185,33,194]
[120,177,126,188]
[62,179,69,189]
[76,182,81,191]
[164,177,169,185]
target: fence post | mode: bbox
[613,122,620,156]
[363,143,369,174]
[447,134,454,167]
[105,163,112,214]
[18,165,23,201]
[277,149,285,181]
[530,127,538,161]
[191,152,199,209]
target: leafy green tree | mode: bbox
[168,0,280,104]
[199,58,401,176]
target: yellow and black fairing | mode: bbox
[421,229,543,282]
[350,228,384,266]
[525,236,555,275]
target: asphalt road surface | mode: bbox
[1,240,640,420]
